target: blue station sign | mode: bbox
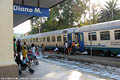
[13,4,49,17]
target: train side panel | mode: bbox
[84,29,120,56]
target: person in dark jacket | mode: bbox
[16,40,22,62]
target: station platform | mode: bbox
[47,52,120,68]
[20,59,113,80]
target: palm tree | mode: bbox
[99,0,120,22]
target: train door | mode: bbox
[67,33,72,44]
[63,35,67,42]
[78,32,85,52]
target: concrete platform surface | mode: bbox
[20,60,113,80]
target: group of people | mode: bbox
[13,38,41,74]
[14,39,37,63]
[64,40,79,55]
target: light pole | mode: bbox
[38,17,42,33]
[89,1,93,58]
[38,24,41,33]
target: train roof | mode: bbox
[20,20,120,39]
[75,20,120,32]
[21,27,77,39]
[36,27,76,38]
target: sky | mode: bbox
[13,20,31,34]
[13,0,120,34]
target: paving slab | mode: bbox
[19,59,113,80]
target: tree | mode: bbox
[99,0,120,22]
[30,0,90,33]
[72,0,90,24]
[30,25,39,34]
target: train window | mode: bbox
[33,38,35,42]
[114,30,120,40]
[25,39,26,42]
[68,34,72,41]
[88,32,97,41]
[43,37,46,42]
[52,36,56,42]
[63,35,67,41]
[80,34,83,41]
[36,38,38,42]
[57,36,61,42]
[47,37,50,42]
[38,38,40,42]
[100,31,110,40]
[28,40,30,43]
[39,38,42,42]
[26,39,28,42]
[63,30,67,34]
[30,39,32,42]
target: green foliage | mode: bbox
[30,0,120,34]
[72,0,90,23]
[41,0,90,32]
[98,0,120,22]
[30,26,39,34]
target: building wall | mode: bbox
[0,0,18,78]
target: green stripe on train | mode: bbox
[85,47,120,55]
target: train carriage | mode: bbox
[75,20,120,56]
[20,20,120,56]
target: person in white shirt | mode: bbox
[64,41,68,54]
[31,44,36,57]
[31,44,39,65]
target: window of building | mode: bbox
[47,37,50,42]
[57,36,61,42]
[88,32,97,41]
[114,30,120,40]
[43,37,46,42]
[52,36,56,42]
[100,31,110,40]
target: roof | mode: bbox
[13,0,66,27]
[75,20,120,32]
[20,27,77,39]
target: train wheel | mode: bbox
[112,54,117,57]
[105,51,111,57]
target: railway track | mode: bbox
[45,53,120,67]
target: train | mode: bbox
[20,20,120,56]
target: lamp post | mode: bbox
[89,1,93,58]
[38,24,41,33]
[38,17,42,33]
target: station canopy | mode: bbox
[13,0,65,27]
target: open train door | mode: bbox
[67,33,72,44]
[78,32,85,52]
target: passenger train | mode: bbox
[20,20,120,56]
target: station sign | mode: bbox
[13,4,49,17]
